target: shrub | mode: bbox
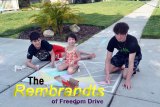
[31,2,82,35]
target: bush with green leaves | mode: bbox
[31,2,82,35]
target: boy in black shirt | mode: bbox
[26,32,55,70]
[105,22,142,89]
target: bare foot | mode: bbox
[88,53,96,59]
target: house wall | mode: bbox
[1,0,19,11]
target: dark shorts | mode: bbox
[111,52,142,70]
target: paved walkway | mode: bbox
[0,0,160,107]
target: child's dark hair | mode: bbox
[66,33,77,42]
[29,32,40,41]
[113,22,129,35]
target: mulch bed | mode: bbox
[19,24,102,43]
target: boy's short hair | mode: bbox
[29,32,40,41]
[113,22,129,35]
[66,33,77,42]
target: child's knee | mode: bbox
[67,68,74,75]
[57,66,63,71]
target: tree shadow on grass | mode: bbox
[0,13,123,38]
[0,24,38,38]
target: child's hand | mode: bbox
[50,62,55,68]
[70,61,74,66]
[34,65,39,71]
[123,79,131,89]
[73,60,78,64]
[70,59,79,66]
[105,75,111,84]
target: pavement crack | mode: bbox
[116,94,160,105]
[107,77,123,107]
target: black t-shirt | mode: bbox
[27,40,52,61]
[107,34,141,57]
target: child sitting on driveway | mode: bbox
[57,33,81,74]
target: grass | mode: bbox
[142,6,160,38]
[0,1,144,38]
[73,1,144,27]
[0,11,38,38]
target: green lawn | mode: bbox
[0,1,144,38]
[73,1,144,27]
[0,11,38,38]
[142,6,160,38]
